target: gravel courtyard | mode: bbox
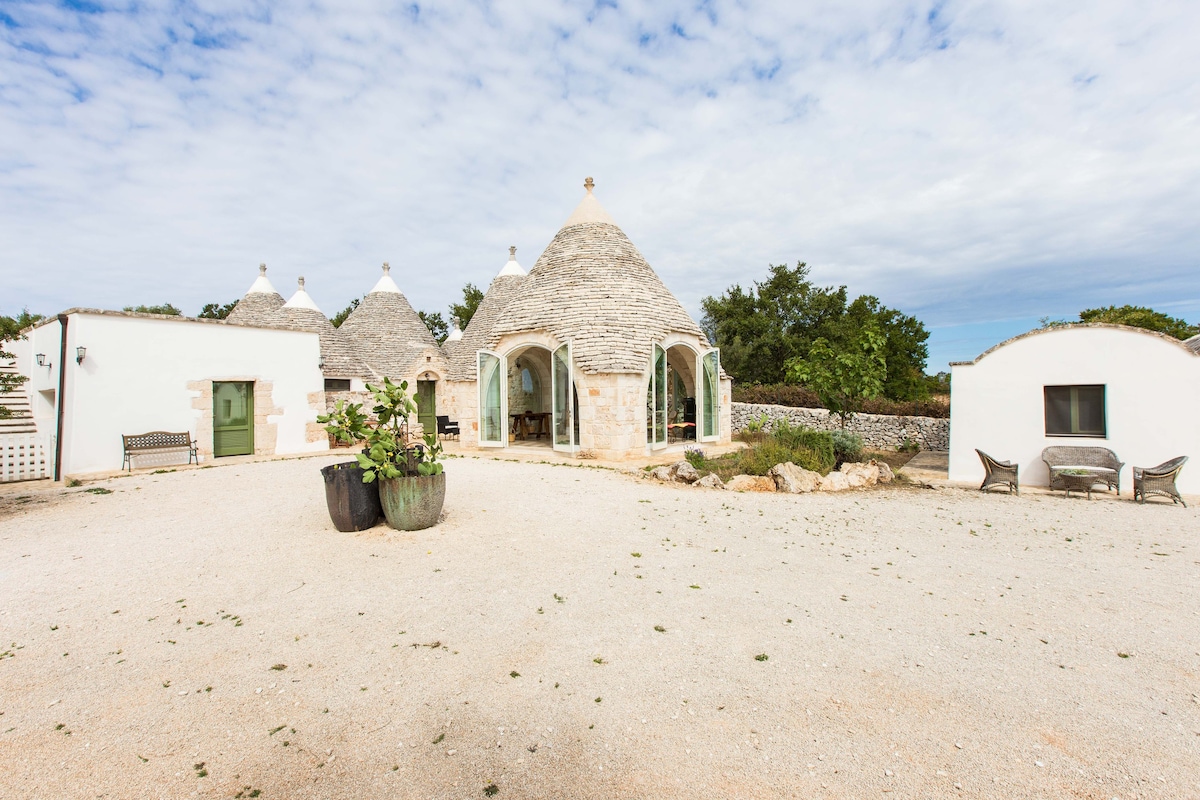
[1,455,1197,799]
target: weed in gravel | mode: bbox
[484,784,499,796]
[432,733,445,744]
[755,654,769,662]
[84,487,113,495]
[510,671,520,678]
[270,664,287,671]
[654,625,666,633]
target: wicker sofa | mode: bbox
[1042,446,1124,495]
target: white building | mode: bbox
[949,324,1200,494]
[12,309,328,478]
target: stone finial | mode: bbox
[451,315,461,330]
[259,263,267,276]
[298,276,306,289]
[508,246,516,260]
[584,176,594,192]
[382,261,390,275]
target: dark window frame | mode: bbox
[324,378,351,392]
[1044,384,1106,438]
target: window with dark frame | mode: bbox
[1044,385,1106,437]
[324,378,351,392]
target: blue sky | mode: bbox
[2,1,1198,371]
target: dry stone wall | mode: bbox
[732,402,949,452]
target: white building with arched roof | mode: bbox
[949,323,1200,494]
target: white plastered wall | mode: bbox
[949,326,1200,495]
[16,312,327,477]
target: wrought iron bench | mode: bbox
[975,449,1019,494]
[1042,446,1124,496]
[1133,456,1188,507]
[122,431,198,472]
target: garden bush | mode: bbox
[733,383,949,419]
[735,422,835,477]
[831,429,863,464]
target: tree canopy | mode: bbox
[418,310,448,343]
[786,323,887,426]
[701,262,930,400]
[123,303,181,316]
[330,297,361,328]
[1,308,45,418]
[198,300,238,320]
[1078,305,1198,340]
[449,283,484,330]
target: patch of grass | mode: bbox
[66,478,82,487]
[630,552,641,558]
[270,663,287,671]
[592,657,605,665]
[84,487,113,495]
[653,625,666,633]
[193,762,207,778]
[484,783,499,797]
[510,671,520,678]
[432,733,445,744]
[553,594,565,603]
[754,653,769,662]
[689,585,700,590]
[268,725,286,736]
[594,697,602,703]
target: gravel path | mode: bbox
[1,455,1198,799]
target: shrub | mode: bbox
[831,429,863,464]
[736,423,835,476]
[683,445,706,469]
[897,437,920,453]
[733,383,949,419]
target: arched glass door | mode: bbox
[647,343,668,450]
[478,350,505,447]
[552,343,576,452]
[700,348,720,440]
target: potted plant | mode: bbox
[355,378,447,531]
[316,399,383,532]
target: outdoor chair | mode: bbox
[1133,456,1188,507]
[976,449,1019,495]
[436,415,460,440]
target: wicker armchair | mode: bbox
[1133,457,1188,507]
[976,449,1019,494]
[1042,446,1124,495]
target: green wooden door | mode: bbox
[416,380,436,437]
[213,381,254,457]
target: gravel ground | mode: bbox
[1,454,1198,799]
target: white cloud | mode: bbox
[1,0,1197,365]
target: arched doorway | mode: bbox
[478,342,579,452]
[646,343,720,451]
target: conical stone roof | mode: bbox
[339,263,447,381]
[266,278,375,380]
[487,180,707,375]
[227,263,285,325]
[447,247,527,381]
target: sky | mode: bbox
[2,0,1198,372]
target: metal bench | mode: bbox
[122,431,198,472]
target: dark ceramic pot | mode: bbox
[378,472,446,531]
[321,462,382,532]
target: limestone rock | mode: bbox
[877,461,894,484]
[768,462,821,494]
[649,466,675,482]
[839,461,879,488]
[695,473,725,490]
[670,461,700,484]
[818,472,851,492]
[726,475,776,493]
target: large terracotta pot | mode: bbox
[378,472,446,531]
[321,462,382,532]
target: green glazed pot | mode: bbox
[378,472,446,531]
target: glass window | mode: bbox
[1044,385,1105,437]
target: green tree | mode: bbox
[1,308,45,419]
[1078,305,1198,340]
[330,297,361,328]
[123,303,181,316]
[198,300,238,320]
[785,324,887,427]
[419,310,449,343]
[702,262,929,399]
[449,283,484,330]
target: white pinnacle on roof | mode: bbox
[369,262,403,294]
[246,263,278,295]
[496,245,526,277]
[283,277,322,312]
[446,316,463,342]
[562,176,616,227]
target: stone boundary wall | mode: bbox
[732,402,949,452]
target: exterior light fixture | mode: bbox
[318,356,326,369]
[75,346,87,364]
[36,353,46,366]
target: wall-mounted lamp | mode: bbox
[318,356,326,370]
[423,372,432,380]
[75,346,87,365]
[36,353,46,367]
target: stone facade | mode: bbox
[732,402,949,451]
